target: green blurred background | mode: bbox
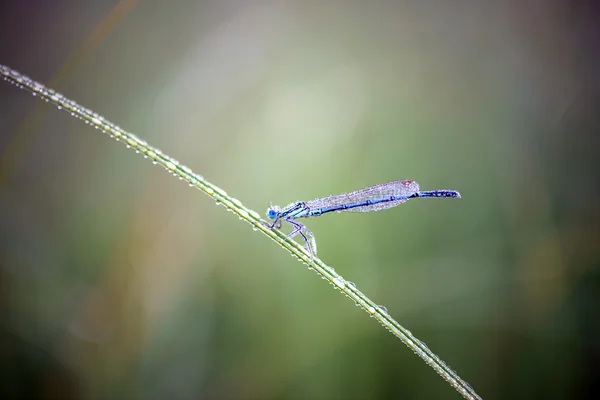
[1,1,599,399]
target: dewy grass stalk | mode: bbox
[0,64,481,400]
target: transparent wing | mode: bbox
[305,179,420,213]
[344,197,408,212]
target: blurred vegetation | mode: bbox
[1,1,599,399]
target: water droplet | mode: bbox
[347,281,356,288]
[378,305,388,314]
[248,210,262,220]
[333,277,346,289]
[238,209,250,219]
[230,198,243,207]
[212,186,228,197]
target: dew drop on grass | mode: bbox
[333,277,346,289]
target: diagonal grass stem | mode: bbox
[1,64,481,400]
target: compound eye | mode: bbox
[267,208,277,219]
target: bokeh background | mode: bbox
[1,1,599,399]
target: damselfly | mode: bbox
[266,179,460,259]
